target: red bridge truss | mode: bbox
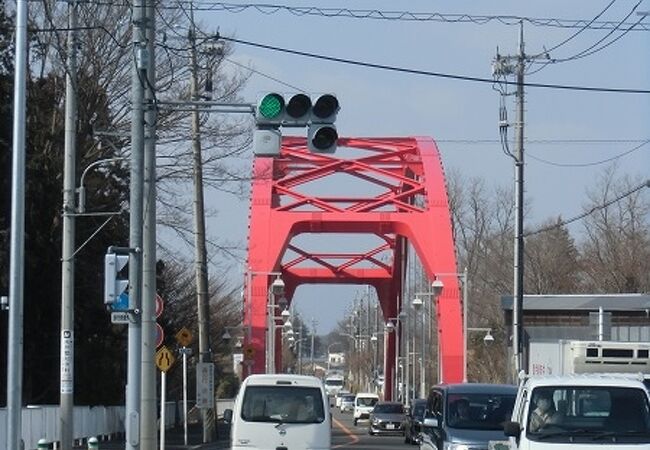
[244,136,463,396]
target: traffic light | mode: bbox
[308,94,339,153]
[104,253,129,306]
[254,93,340,154]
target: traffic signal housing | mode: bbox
[253,93,340,154]
[308,94,339,153]
[104,253,129,306]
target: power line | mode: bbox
[527,139,650,167]
[150,1,650,31]
[217,35,650,94]
[524,179,650,237]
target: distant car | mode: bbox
[403,399,426,444]
[339,394,356,413]
[368,401,406,436]
[335,390,350,408]
[353,393,379,425]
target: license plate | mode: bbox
[386,424,395,429]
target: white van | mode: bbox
[224,374,331,450]
[353,392,379,425]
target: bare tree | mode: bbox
[524,219,581,294]
[579,167,650,293]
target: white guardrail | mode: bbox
[0,399,235,450]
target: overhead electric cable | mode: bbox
[531,0,618,59]
[149,1,650,30]
[527,140,650,167]
[218,35,650,94]
[524,180,650,237]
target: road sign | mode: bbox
[110,292,129,312]
[156,322,164,348]
[111,312,130,324]
[156,345,175,372]
[175,327,193,347]
[155,294,164,318]
[196,362,215,409]
[243,344,255,361]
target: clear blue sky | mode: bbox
[183,1,650,333]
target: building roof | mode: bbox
[500,294,650,311]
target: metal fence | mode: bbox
[0,400,236,450]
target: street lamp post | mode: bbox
[411,296,425,398]
[245,269,284,375]
[385,311,407,401]
[261,275,286,374]
[426,269,469,382]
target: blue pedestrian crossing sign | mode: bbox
[110,292,129,312]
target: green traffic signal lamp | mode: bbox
[257,93,285,123]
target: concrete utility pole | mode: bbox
[60,0,78,447]
[512,22,526,377]
[128,0,147,445]
[493,22,527,380]
[6,0,28,447]
[189,4,216,442]
[139,0,157,445]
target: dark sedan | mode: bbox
[368,401,406,436]
[403,398,427,444]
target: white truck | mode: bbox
[503,373,650,449]
[323,373,345,397]
[528,340,650,376]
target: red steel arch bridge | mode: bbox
[243,136,463,399]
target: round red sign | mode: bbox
[156,322,164,348]
[155,294,164,318]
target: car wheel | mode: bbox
[368,429,374,436]
[353,419,357,426]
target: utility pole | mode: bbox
[6,0,27,446]
[139,0,157,445]
[493,21,526,380]
[513,22,526,377]
[60,0,78,447]
[128,0,147,445]
[189,4,215,442]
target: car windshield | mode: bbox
[241,386,325,424]
[412,402,426,420]
[343,395,355,402]
[526,386,650,443]
[446,392,515,430]
[325,379,343,387]
[357,397,378,407]
[374,403,404,414]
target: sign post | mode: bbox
[155,345,175,450]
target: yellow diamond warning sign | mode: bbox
[156,345,175,372]
[175,327,193,347]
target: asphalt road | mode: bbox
[331,408,414,450]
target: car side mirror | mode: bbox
[422,417,439,428]
[223,409,233,424]
[503,421,521,437]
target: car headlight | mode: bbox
[372,417,380,424]
[443,444,470,450]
